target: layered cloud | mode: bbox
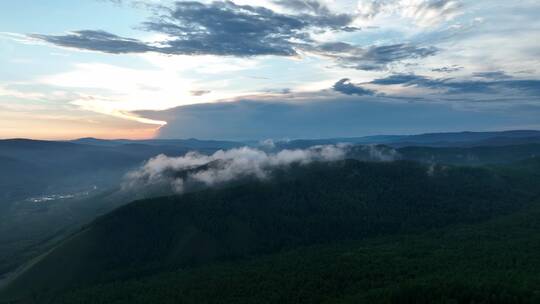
[431,65,463,73]
[32,1,353,57]
[27,0,437,70]
[29,30,154,54]
[314,42,439,70]
[370,73,540,96]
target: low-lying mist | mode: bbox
[123,145,351,195]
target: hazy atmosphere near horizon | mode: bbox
[3,1,540,304]
[1,0,539,140]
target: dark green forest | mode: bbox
[56,198,540,304]
[2,156,540,303]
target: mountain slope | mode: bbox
[54,196,540,304]
[3,158,539,301]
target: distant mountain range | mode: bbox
[70,137,242,149]
[270,130,540,149]
[13,129,531,148]
[1,130,539,204]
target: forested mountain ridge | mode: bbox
[3,158,540,302]
[3,138,539,286]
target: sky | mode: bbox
[0,0,539,140]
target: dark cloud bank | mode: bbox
[139,95,540,140]
[134,71,540,140]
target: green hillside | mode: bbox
[55,197,540,304]
[2,158,540,303]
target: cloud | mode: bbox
[370,73,494,93]
[357,0,385,19]
[29,30,155,54]
[190,90,211,96]
[272,0,330,14]
[400,0,462,27]
[432,65,463,73]
[371,73,540,95]
[359,144,401,162]
[123,145,349,193]
[357,44,439,70]
[259,138,276,149]
[28,1,436,70]
[499,80,540,95]
[316,42,439,70]
[357,0,463,27]
[33,1,353,57]
[472,71,513,80]
[134,91,540,140]
[333,78,375,96]
[0,85,48,100]
[370,73,434,86]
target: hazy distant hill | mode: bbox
[390,130,540,146]
[4,130,538,203]
[70,137,242,149]
[398,143,540,165]
[273,130,540,149]
[0,138,243,203]
[0,156,46,206]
